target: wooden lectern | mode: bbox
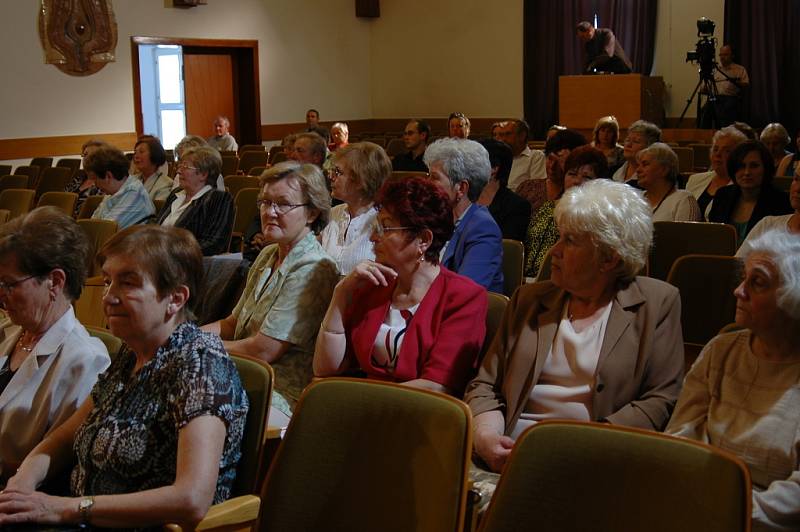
[558,74,664,129]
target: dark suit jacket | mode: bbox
[442,204,504,293]
[488,186,531,242]
[464,277,685,433]
[156,189,234,256]
[708,184,792,235]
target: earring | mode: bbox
[418,249,425,263]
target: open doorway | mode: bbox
[131,36,261,148]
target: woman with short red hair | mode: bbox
[313,176,487,396]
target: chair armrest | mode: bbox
[163,495,261,532]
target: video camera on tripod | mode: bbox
[685,17,717,80]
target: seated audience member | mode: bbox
[292,132,327,167]
[667,228,800,531]
[132,135,173,202]
[636,142,702,222]
[304,108,329,139]
[424,138,504,293]
[495,119,547,190]
[732,121,757,140]
[591,115,625,173]
[708,140,792,247]
[171,135,224,191]
[0,225,247,529]
[313,176,487,395]
[65,139,105,217]
[0,208,110,483]
[203,162,338,427]
[448,112,471,139]
[156,146,234,256]
[329,122,349,152]
[321,142,391,275]
[477,139,531,242]
[207,115,238,153]
[760,122,791,170]
[392,119,430,172]
[612,120,662,184]
[776,130,800,177]
[282,133,297,159]
[517,128,587,226]
[87,145,155,229]
[737,173,800,256]
[525,145,607,278]
[546,124,566,141]
[490,122,504,141]
[467,179,684,474]
[685,126,747,219]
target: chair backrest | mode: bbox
[77,194,105,219]
[239,144,267,154]
[221,155,239,177]
[247,165,267,176]
[0,209,10,224]
[260,379,472,532]
[270,151,288,165]
[0,174,29,192]
[13,166,41,188]
[30,156,53,169]
[667,254,741,346]
[650,221,737,281]
[35,166,73,197]
[385,138,406,158]
[55,158,82,178]
[0,189,36,219]
[482,292,509,361]
[0,165,11,177]
[268,145,284,164]
[229,353,274,496]
[237,151,268,175]
[85,326,123,361]
[74,276,107,329]
[37,191,78,217]
[77,218,118,276]
[480,421,751,532]
[233,187,260,238]
[672,146,695,174]
[225,176,261,202]
[501,239,523,297]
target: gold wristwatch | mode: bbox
[78,496,95,526]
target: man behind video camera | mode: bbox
[702,44,750,128]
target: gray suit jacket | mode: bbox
[464,276,684,434]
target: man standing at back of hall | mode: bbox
[576,21,632,75]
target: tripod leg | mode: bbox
[678,79,704,127]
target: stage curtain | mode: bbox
[523,0,657,138]
[724,0,800,134]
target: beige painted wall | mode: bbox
[0,0,372,140]
[368,0,524,119]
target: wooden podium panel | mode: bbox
[559,74,664,130]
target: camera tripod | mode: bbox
[678,65,738,129]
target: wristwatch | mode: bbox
[78,496,95,526]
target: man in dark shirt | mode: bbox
[576,21,632,75]
[392,119,430,172]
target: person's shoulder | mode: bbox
[515,280,560,305]
[439,266,485,294]
[468,205,502,235]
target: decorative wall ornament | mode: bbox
[38,0,118,76]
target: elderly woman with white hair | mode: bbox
[466,179,684,473]
[686,126,747,219]
[612,120,662,183]
[636,142,701,222]
[667,228,800,531]
[760,123,792,170]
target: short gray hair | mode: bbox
[738,228,800,320]
[555,179,652,288]
[181,146,222,186]
[175,135,209,159]
[712,125,747,146]
[423,137,491,202]
[628,120,662,146]
[760,123,790,145]
[331,122,349,135]
[637,142,679,184]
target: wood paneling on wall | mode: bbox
[0,132,138,160]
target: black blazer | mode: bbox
[156,189,235,256]
[708,184,792,235]
[488,186,532,242]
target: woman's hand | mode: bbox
[341,260,397,291]
[0,489,77,525]
[474,427,515,473]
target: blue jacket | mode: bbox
[442,204,504,293]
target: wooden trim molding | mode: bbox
[0,132,138,160]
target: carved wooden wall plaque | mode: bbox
[38,0,118,76]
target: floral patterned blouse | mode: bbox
[524,200,558,278]
[232,232,339,417]
[71,322,248,505]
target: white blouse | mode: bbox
[320,204,377,275]
[160,185,212,227]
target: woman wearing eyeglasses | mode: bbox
[320,142,391,275]
[0,207,110,484]
[155,146,234,256]
[313,176,487,396]
[203,162,338,427]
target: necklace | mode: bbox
[17,332,39,353]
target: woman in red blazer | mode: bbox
[314,175,487,395]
